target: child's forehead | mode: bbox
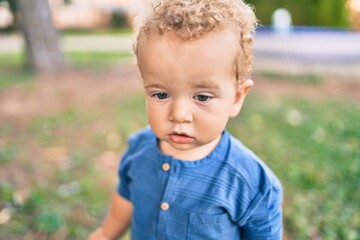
[137,28,239,85]
[136,30,239,71]
[138,26,239,50]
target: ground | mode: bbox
[0,62,359,239]
[2,63,359,121]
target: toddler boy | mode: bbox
[89,0,282,239]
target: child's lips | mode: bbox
[169,132,193,144]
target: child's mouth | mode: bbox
[169,132,193,144]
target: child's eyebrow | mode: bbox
[144,83,164,89]
[144,81,221,90]
[192,81,220,90]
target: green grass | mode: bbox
[0,52,36,90]
[0,87,360,240]
[0,27,133,36]
[0,52,24,67]
[227,94,360,240]
[254,70,324,85]
[0,50,134,89]
[59,28,133,37]
[0,51,134,70]
[0,70,35,89]
[65,51,134,68]
[0,95,146,239]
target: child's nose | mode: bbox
[169,99,193,123]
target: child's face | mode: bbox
[137,29,253,160]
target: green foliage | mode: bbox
[111,10,130,28]
[63,0,72,5]
[246,0,350,27]
[35,212,64,233]
[0,0,17,13]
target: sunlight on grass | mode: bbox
[60,28,133,36]
[0,52,24,67]
[65,51,134,68]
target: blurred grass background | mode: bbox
[0,0,360,234]
[1,39,359,239]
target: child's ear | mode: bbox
[229,79,254,118]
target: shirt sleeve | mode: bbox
[240,183,283,240]
[117,137,136,201]
[117,127,153,202]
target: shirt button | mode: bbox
[162,163,170,171]
[161,202,169,211]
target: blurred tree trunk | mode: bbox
[16,0,67,72]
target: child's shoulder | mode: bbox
[225,132,281,189]
[120,126,156,162]
[127,126,154,147]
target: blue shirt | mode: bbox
[118,127,282,240]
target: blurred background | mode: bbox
[0,0,359,239]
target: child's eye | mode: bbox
[153,92,169,99]
[194,95,212,102]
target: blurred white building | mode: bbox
[0,0,145,29]
[50,0,145,29]
[0,2,13,28]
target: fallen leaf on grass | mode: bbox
[0,208,11,225]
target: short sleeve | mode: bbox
[117,126,153,201]
[240,183,283,240]
[117,138,135,201]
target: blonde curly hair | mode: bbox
[133,0,257,83]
